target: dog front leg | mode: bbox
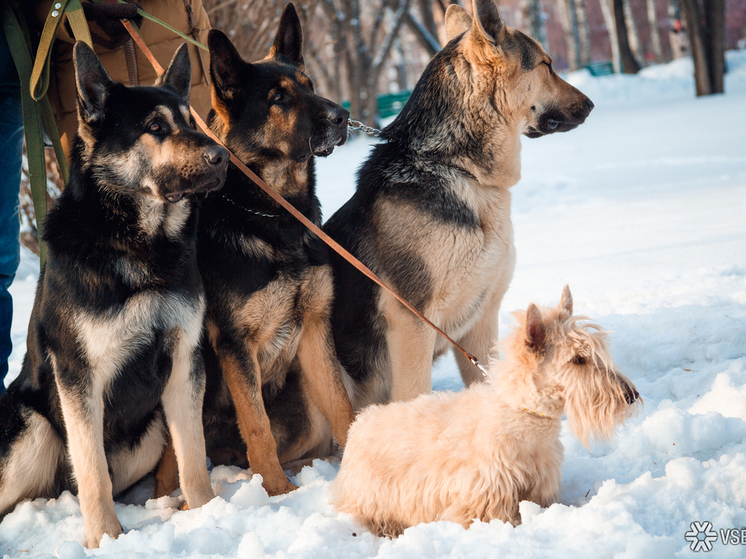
[161,344,214,509]
[218,347,297,495]
[54,374,122,548]
[454,282,509,386]
[296,315,355,448]
[384,296,437,402]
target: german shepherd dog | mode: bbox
[0,43,226,547]
[324,0,594,408]
[155,4,354,497]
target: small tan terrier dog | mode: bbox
[330,287,640,537]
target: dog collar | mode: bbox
[520,407,554,419]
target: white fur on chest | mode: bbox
[74,291,204,391]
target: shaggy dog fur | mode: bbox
[330,287,640,537]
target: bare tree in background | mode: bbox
[558,0,581,70]
[678,0,725,95]
[613,0,641,72]
[575,0,591,66]
[646,0,664,62]
[599,0,621,72]
[318,0,412,124]
[623,0,643,63]
[520,0,548,49]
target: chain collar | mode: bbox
[220,192,281,219]
[348,119,382,138]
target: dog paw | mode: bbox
[265,478,298,496]
[84,523,123,549]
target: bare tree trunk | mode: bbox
[623,0,644,64]
[679,0,725,95]
[646,0,663,62]
[558,0,581,70]
[613,0,641,73]
[599,0,621,72]
[520,0,548,49]
[575,0,591,66]
[418,0,438,39]
[385,0,440,56]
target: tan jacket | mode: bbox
[34,0,212,158]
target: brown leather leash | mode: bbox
[119,18,489,377]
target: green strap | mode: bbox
[134,7,207,51]
[2,6,49,266]
[31,0,93,101]
[66,0,94,48]
[30,0,70,101]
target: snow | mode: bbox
[3,51,746,557]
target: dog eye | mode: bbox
[148,120,164,133]
[271,92,284,103]
[189,117,197,130]
[572,355,586,365]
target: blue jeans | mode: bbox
[0,27,23,393]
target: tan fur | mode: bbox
[219,351,297,495]
[331,287,639,537]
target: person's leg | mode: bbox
[0,27,24,393]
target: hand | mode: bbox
[82,0,144,49]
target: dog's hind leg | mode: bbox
[383,293,437,402]
[54,374,122,548]
[161,339,214,509]
[0,404,66,518]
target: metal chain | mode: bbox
[348,119,382,138]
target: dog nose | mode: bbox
[584,98,594,114]
[624,382,639,405]
[204,145,229,166]
[326,106,349,128]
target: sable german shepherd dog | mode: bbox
[324,0,594,408]
[155,4,354,497]
[0,44,226,547]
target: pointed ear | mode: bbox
[525,304,546,352]
[156,43,192,104]
[559,285,573,315]
[470,0,506,44]
[73,41,113,124]
[445,5,472,42]
[269,3,304,70]
[208,29,247,97]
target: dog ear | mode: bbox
[269,3,305,71]
[157,43,192,104]
[445,5,472,42]
[559,285,573,315]
[525,304,546,352]
[470,0,506,45]
[208,29,247,97]
[73,41,113,124]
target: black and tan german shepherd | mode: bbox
[0,43,227,548]
[156,4,354,497]
[324,0,594,408]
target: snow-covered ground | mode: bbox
[3,51,746,558]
